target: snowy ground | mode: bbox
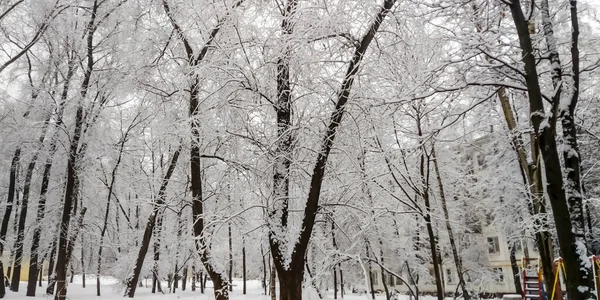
[4,277,443,300]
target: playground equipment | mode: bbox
[521,258,543,300]
[522,256,600,300]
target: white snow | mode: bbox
[4,278,443,300]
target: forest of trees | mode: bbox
[0,0,599,300]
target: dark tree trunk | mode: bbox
[96,130,128,296]
[160,2,237,299]
[124,147,181,297]
[332,220,338,300]
[46,238,57,295]
[339,268,344,298]
[81,234,85,288]
[200,272,206,294]
[368,260,375,300]
[228,224,233,292]
[417,118,443,300]
[333,266,338,299]
[509,244,523,294]
[54,1,99,298]
[379,241,391,300]
[242,239,246,295]
[11,130,49,291]
[38,266,43,287]
[0,148,21,298]
[508,2,595,299]
[55,208,87,300]
[269,260,276,300]
[268,3,396,300]
[432,147,469,300]
[182,266,188,291]
[192,266,196,291]
[261,246,267,295]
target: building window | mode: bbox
[388,274,395,286]
[514,240,523,252]
[487,236,500,254]
[493,267,504,283]
[446,269,454,284]
[370,271,378,285]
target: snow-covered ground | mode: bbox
[4,277,442,300]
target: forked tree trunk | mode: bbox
[416,117,443,300]
[27,68,73,295]
[11,109,51,292]
[508,1,595,299]
[97,130,129,296]
[124,146,181,297]
[160,2,243,299]
[54,1,99,298]
[268,2,396,300]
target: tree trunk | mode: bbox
[333,265,338,300]
[432,147,470,300]
[228,224,233,292]
[0,148,21,298]
[262,247,267,295]
[124,146,181,297]
[332,219,338,300]
[46,238,57,295]
[192,266,196,292]
[340,268,344,298]
[508,2,595,299]
[268,3,396,300]
[242,239,246,295]
[509,244,523,294]
[11,128,49,291]
[96,131,128,296]
[368,258,375,300]
[270,260,276,300]
[379,240,390,300]
[182,266,188,291]
[161,2,243,298]
[417,117,443,300]
[55,208,87,300]
[81,234,85,288]
[200,271,205,294]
